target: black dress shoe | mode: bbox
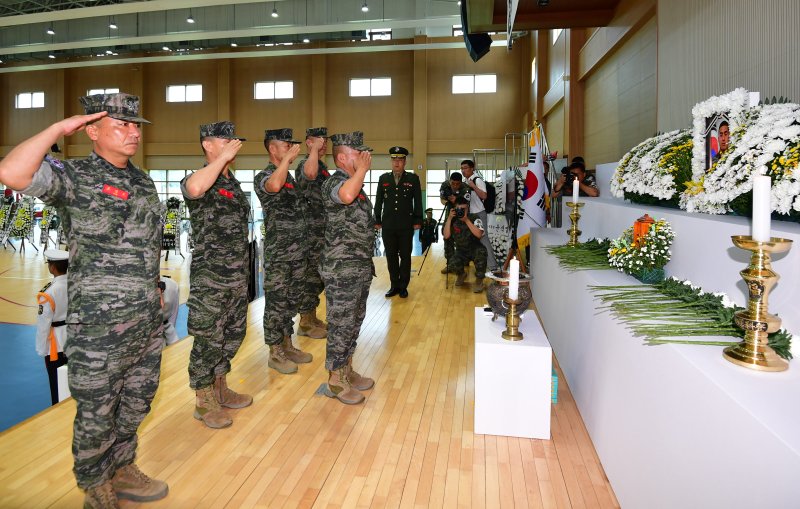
[385,288,399,298]
[399,289,409,298]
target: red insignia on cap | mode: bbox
[102,184,129,200]
[218,189,234,199]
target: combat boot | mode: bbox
[440,266,450,274]
[347,356,374,391]
[298,312,327,339]
[194,386,232,429]
[268,344,298,374]
[213,374,253,409]
[282,335,313,364]
[473,278,485,293]
[84,481,119,509]
[312,312,328,330]
[326,367,365,405]
[455,271,467,286]
[111,464,169,502]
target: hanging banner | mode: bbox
[507,0,519,49]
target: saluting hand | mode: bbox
[286,143,302,164]
[221,139,243,163]
[59,111,108,137]
[354,151,372,173]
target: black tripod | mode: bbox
[417,205,447,278]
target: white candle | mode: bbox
[752,175,771,242]
[508,259,519,301]
[572,178,579,204]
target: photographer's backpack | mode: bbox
[479,177,496,213]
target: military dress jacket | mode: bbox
[24,153,164,324]
[254,163,308,262]
[373,171,422,230]
[181,169,250,286]
[321,170,375,265]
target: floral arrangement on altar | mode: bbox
[611,88,800,222]
[607,218,674,283]
[611,130,692,205]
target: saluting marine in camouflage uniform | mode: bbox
[182,121,252,430]
[443,196,488,293]
[293,127,330,339]
[0,93,169,508]
[320,131,377,405]
[254,128,313,374]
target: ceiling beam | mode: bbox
[0,39,507,74]
[0,15,461,56]
[0,0,279,27]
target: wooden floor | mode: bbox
[0,241,618,508]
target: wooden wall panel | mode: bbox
[325,51,413,148]
[230,56,313,146]
[657,0,800,131]
[143,60,220,143]
[544,100,564,157]
[548,29,566,90]
[583,17,657,167]
[427,47,524,150]
[0,71,61,146]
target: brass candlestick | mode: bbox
[724,235,793,371]
[502,295,523,341]
[565,201,584,246]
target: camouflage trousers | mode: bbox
[320,260,373,371]
[297,235,325,314]
[444,236,455,264]
[187,281,248,389]
[65,314,165,489]
[449,243,488,279]
[263,259,306,345]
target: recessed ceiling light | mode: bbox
[46,26,55,35]
[106,50,113,54]
[362,1,369,12]
[48,54,56,59]
[303,38,310,43]
[231,42,238,47]
[162,46,170,51]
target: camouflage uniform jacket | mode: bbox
[181,169,250,285]
[23,152,164,324]
[254,162,308,262]
[451,213,485,251]
[294,157,330,248]
[321,170,375,265]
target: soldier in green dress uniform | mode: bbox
[373,146,422,298]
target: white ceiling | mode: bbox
[0,0,464,70]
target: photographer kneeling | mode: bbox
[443,196,488,293]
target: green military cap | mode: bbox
[264,128,301,144]
[79,92,151,124]
[330,131,373,152]
[425,208,433,213]
[389,146,409,158]
[306,127,328,138]
[200,121,246,141]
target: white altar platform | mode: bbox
[473,308,552,439]
[529,195,800,508]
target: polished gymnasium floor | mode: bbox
[0,235,618,508]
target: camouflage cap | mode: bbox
[264,128,301,144]
[200,121,246,141]
[79,93,151,124]
[330,131,373,152]
[389,146,409,158]
[306,127,328,138]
